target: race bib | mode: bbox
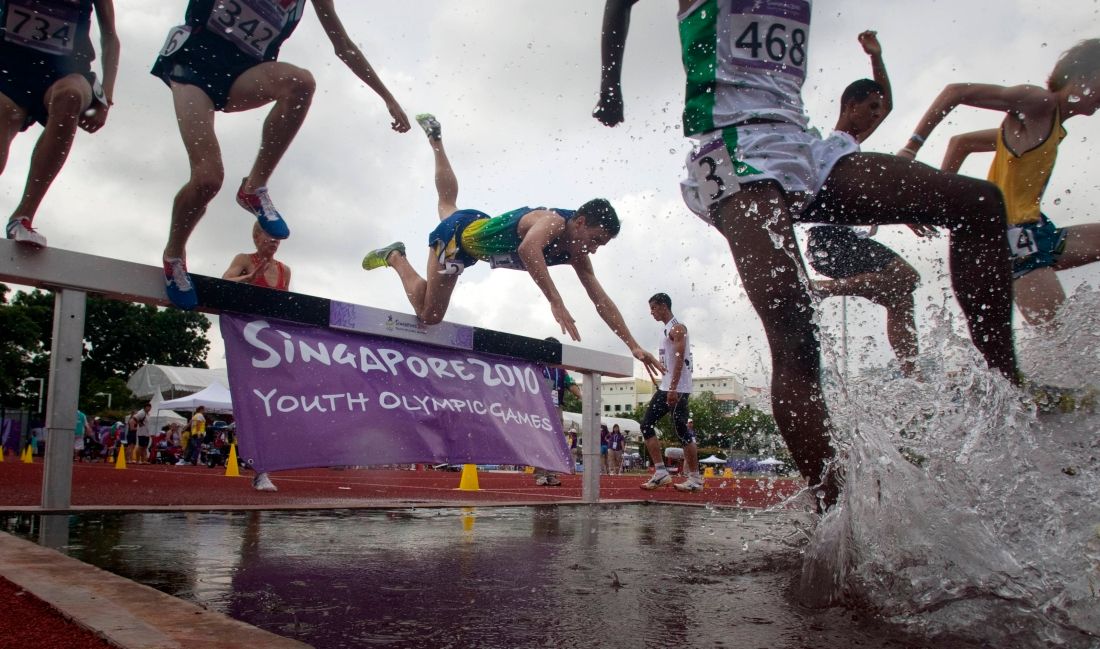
[158,24,192,57]
[206,0,289,59]
[1007,225,1038,259]
[3,0,80,56]
[487,253,526,271]
[687,138,741,209]
[727,0,810,80]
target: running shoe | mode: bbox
[535,474,562,487]
[673,476,704,492]
[5,217,46,248]
[362,242,405,270]
[252,472,278,492]
[415,113,442,140]
[237,180,290,239]
[640,471,672,490]
[163,257,198,310]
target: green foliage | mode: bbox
[0,286,212,415]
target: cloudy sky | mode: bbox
[3,1,1098,387]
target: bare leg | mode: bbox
[714,181,837,502]
[9,74,92,221]
[815,257,919,374]
[644,436,663,466]
[223,62,315,191]
[684,441,699,475]
[164,84,222,260]
[386,253,460,324]
[1015,223,1100,326]
[0,93,26,175]
[428,136,459,219]
[807,153,1017,380]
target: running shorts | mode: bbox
[1008,214,1066,279]
[805,225,901,279]
[427,209,490,275]
[680,122,858,224]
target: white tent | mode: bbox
[159,383,233,414]
[561,412,642,441]
[127,365,228,400]
[699,455,727,465]
[147,389,187,432]
[758,457,784,465]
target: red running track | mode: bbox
[0,458,802,509]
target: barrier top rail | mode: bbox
[0,239,633,377]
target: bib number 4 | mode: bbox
[1007,225,1037,259]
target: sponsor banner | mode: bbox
[220,315,571,473]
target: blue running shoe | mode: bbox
[164,257,198,310]
[237,179,290,239]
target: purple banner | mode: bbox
[220,315,571,473]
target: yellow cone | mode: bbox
[523,465,535,474]
[21,445,32,463]
[703,466,715,478]
[114,445,127,469]
[722,467,734,478]
[224,443,241,477]
[457,464,480,491]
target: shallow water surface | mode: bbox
[2,505,980,648]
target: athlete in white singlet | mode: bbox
[639,293,701,492]
[595,0,1019,509]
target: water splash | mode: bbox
[803,296,1100,647]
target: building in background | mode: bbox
[589,375,767,416]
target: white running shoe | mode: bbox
[640,471,672,490]
[673,477,704,492]
[252,472,278,492]
[6,217,46,248]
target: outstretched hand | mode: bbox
[632,347,664,379]
[593,88,624,127]
[858,30,881,56]
[552,302,581,342]
[388,100,411,133]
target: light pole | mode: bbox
[23,377,44,416]
[94,391,112,410]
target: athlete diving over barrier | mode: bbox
[362,113,662,375]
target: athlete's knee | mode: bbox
[418,311,444,326]
[45,84,87,118]
[187,166,224,200]
[277,65,315,100]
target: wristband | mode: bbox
[909,133,925,144]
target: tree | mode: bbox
[0,286,212,414]
[0,283,44,414]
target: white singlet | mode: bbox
[658,317,693,393]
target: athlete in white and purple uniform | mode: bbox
[594,0,1019,509]
[153,0,411,309]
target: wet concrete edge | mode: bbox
[0,532,312,649]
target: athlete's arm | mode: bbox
[857,30,890,142]
[222,253,264,284]
[571,255,663,375]
[664,322,687,406]
[593,0,640,127]
[81,0,119,133]
[899,83,1046,158]
[941,128,998,174]
[516,211,579,340]
[311,0,410,133]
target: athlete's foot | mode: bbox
[362,242,406,270]
[673,475,704,492]
[6,217,46,248]
[237,179,290,239]
[163,256,198,310]
[640,471,672,491]
[415,113,442,140]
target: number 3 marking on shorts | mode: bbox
[697,156,726,201]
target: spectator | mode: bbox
[607,424,625,475]
[127,403,151,463]
[73,410,94,461]
[599,424,611,474]
[179,406,205,466]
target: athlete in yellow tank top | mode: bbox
[899,38,1100,327]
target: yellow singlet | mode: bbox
[987,108,1066,226]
